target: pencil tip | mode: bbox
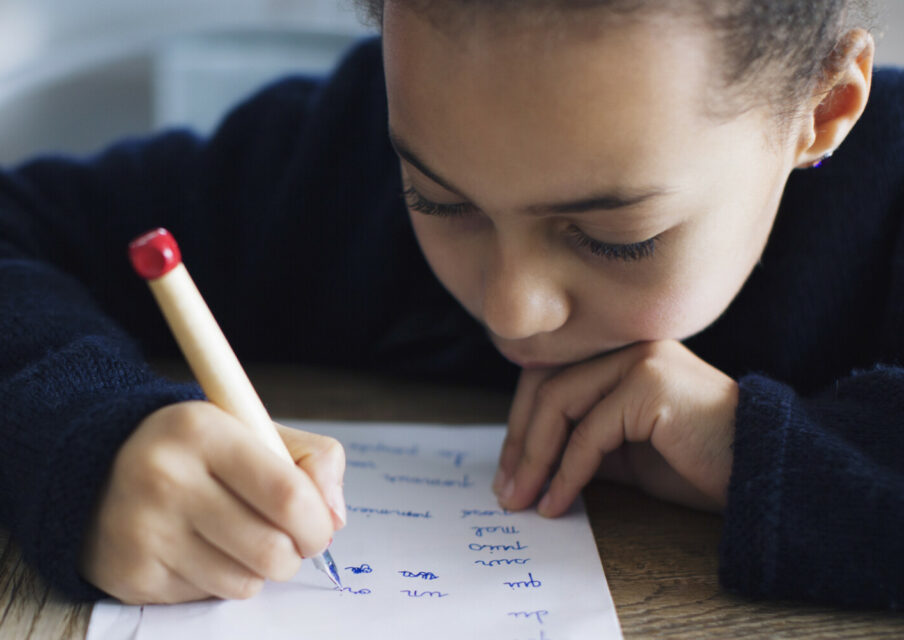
[316,549,342,587]
[328,562,342,587]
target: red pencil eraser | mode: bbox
[128,228,182,280]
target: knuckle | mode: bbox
[270,475,303,521]
[568,422,598,453]
[534,378,563,407]
[637,393,674,440]
[635,353,669,387]
[171,408,212,446]
[136,448,186,500]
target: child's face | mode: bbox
[383,5,799,368]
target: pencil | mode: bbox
[128,227,341,589]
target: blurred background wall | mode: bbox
[0,0,900,165]
[0,0,371,164]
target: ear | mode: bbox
[793,29,875,169]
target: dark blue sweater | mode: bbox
[1,38,902,608]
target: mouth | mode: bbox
[490,333,629,370]
[513,360,565,370]
[492,344,570,370]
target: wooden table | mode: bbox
[2,365,902,638]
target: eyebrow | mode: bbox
[389,131,671,214]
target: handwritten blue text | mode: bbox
[504,573,542,589]
[473,558,531,567]
[508,610,549,624]
[344,564,373,574]
[347,442,418,456]
[472,525,520,537]
[468,541,528,553]
[347,504,432,519]
[384,473,473,488]
[461,508,513,518]
[334,586,372,595]
[398,570,439,580]
[437,449,467,467]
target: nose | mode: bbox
[481,249,570,341]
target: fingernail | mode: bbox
[492,469,507,495]
[325,484,347,527]
[500,478,515,503]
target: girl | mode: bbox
[1,0,901,610]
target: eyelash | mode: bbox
[403,186,476,217]
[566,227,658,262]
[403,185,658,262]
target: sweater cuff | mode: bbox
[22,378,204,601]
[718,373,791,598]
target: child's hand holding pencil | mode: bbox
[81,401,345,604]
[79,228,346,604]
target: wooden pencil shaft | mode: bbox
[148,264,293,464]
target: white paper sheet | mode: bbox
[88,421,622,640]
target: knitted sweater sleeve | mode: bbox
[719,202,904,609]
[0,68,331,600]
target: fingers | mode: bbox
[205,426,334,559]
[494,368,558,495]
[536,382,635,517]
[166,531,267,601]
[277,424,347,530]
[82,402,344,605]
[189,474,303,583]
[498,351,638,511]
[148,573,209,605]
[500,341,738,517]
[117,568,209,606]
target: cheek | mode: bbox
[591,247,757,344]
[596,286,695,342]
[619,244,763,341]
[611,190,778,342]
[623,289,715,340]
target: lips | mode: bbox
[493,344,567,370]
[489,334,625,370]
[511,358,566,370]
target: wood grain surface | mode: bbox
[2,364,901,639]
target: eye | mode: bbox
[403,186,476,217]
[567,225,658,262]
[405,184,659,263]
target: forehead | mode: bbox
[382,4,721,199]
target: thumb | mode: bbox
[276,424,347,530]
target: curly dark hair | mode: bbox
[355,0,875,118]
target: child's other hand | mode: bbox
[494,340,737,516]
[80,401,345,604]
